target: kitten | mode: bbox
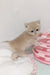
[5,20,41,60]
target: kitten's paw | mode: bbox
[11,53,19,61]
[35,42,40,46]
[11,56,17,61]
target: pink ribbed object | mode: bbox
[33,30,50,65]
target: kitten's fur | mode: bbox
[5,20,41,60]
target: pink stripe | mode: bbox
[33,52,50,65]
[33,49,50,55]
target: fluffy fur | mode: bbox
[5,20,41,60]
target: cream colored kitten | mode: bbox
[5,20,41,60]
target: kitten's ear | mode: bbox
[25,23,29,28]
[36,20,40,24]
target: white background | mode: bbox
[0,0,50,41]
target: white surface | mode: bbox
[0,56,33,75]
[0,0,50,41]
[35,60,50,75]
[0,43,35,75]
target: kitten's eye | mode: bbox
[36,29,39,31]
[31,30,34,32]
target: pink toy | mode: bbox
[33,30,50,65]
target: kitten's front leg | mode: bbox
[11,52,20,61]
[29,40,39,47]
[30,40,40,47]
[11,51,27,61]
[30,40,40,51]
[34,40,40,46]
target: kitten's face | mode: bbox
[25,20,40,36]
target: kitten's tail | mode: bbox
[2,41,10,44]
[0,41,11,49]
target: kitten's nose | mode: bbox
[35,32,37,35]
[35,32,36,34]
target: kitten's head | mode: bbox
[25,20,40,36]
